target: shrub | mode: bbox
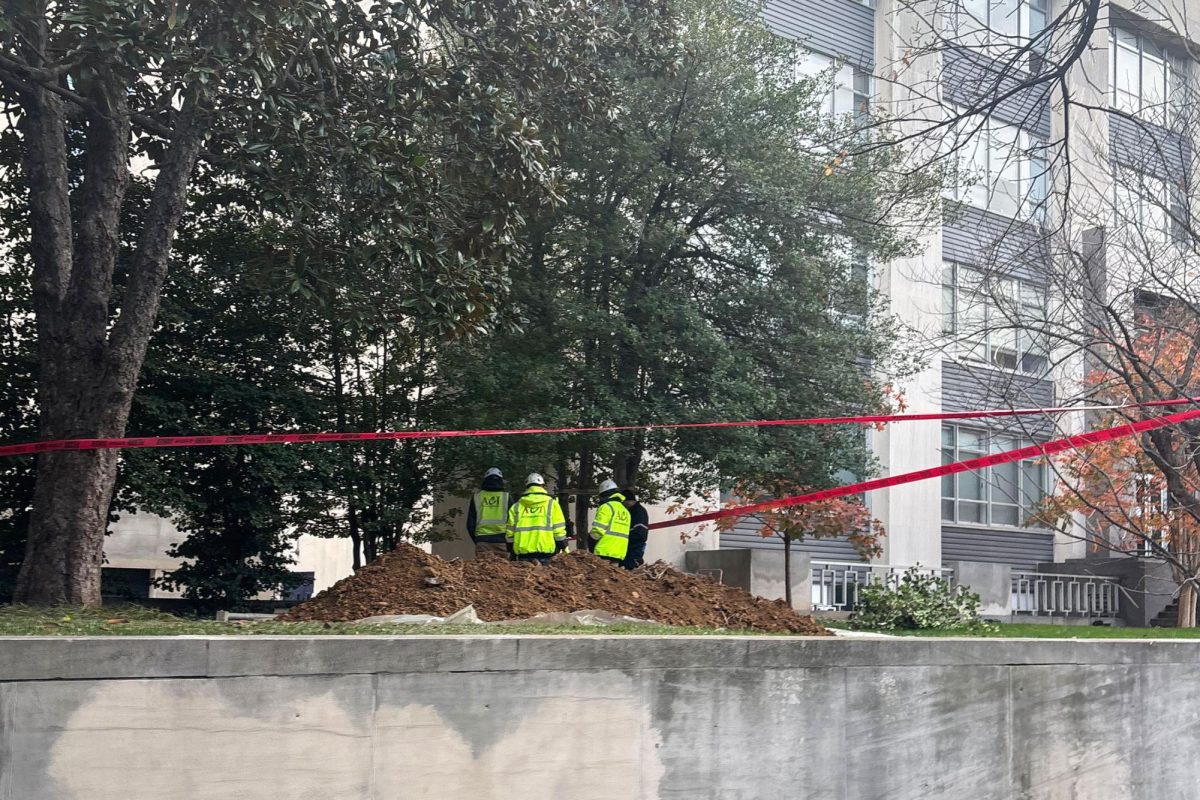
[849,567,991,631]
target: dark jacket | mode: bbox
[622,494,650,569]
[467,474,507,542]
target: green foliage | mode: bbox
[850,568,993,631]
[0,131,38,599]
[431,0,940,502]
[114,187,334,606]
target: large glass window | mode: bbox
[1113,168,1188,247]
[943,262,1050,375]
[795,51,872,122]
[950,111,1047,220]
[1110,28,1179,126]
[941,425,1047,526]
[948,0,1048,59]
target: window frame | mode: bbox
[942,261,1051,376]
[950,110,1047,221]
[1112,167,1188,247]
[948,0,1049,62]
[941,424,1049,528]
[794,49,873,125]
[1109,27,1179,127]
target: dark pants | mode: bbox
[514,553,553,565]
[598,555,624,567]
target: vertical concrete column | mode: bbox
[750,550,812,612]
[684,550,812,612]
[947,560,1012,617]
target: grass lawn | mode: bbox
[6,605,1200,639]
[0,603,781,637]
[822,620,1200,638]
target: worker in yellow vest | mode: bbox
[590,479,632,566]
[467,467,510,559]
[506,473,568,565]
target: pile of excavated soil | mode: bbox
[282,543,828,635]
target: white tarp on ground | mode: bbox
[353,605,658,627]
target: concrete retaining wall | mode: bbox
[2,636,1198,799]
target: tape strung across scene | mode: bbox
[0,397,1197,459]
[649,406,1200,530]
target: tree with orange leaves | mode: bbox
[715,477,884,607]
[1035,311,1200,627]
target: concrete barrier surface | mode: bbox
[0,635,1196,799]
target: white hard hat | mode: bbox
[484,467,503,479]
[598,479,618,494]
[526,472,546,486]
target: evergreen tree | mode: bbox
[431,0,940,514]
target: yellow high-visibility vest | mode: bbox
[473,490,509,539]
[505,486,567,555]
[591,493,631,560]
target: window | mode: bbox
[1110,28,1179,126]
[947,0,1048,59]
[943,262,1050,375]
[1113,168,1188,246]
[941,426,1047,526]
[950,111,1047,219]
[795,50,872,123]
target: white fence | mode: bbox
[1011,570,1121,618]
[810,560,1122,618]
[810,561,954,612]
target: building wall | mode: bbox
[103,512,354,598]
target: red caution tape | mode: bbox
[650,406,1200,530]
[1,397,1196,459]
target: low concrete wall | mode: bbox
[2,636,1199,799]
[948,559,1012,617]
[684,549,811,611]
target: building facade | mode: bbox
[722,0,1198,573]
[100,512,355,602]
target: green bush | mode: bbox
[850,567,992,631]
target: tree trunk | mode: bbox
[1179,581,1197,628]
[14,87,206,605]
[783,535,793,609]
[348,504,363,571]
[575,448,594,552]
[15,450,121,604]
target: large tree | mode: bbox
[431,0,940,521]
[0,0,665,604]
[114,187,333,605]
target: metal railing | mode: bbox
[1011,570,1120,618]
[811,561,954,612]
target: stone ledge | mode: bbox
[3,635,1200,681]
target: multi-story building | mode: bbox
[722,0,1199,580]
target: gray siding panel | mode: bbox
[942,525,1053,571]
[1109,114,1191,180]
[943,51,1053,139]
[720,516,862,560]
[762,0,874,68]
[941,361,1056,437]
[942,206,1049,283]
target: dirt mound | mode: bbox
[283,543,827,635]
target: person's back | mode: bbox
[590,480,632,566]
[467,468,510,559]
[506,475,567,564]
[622,491,649,570]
